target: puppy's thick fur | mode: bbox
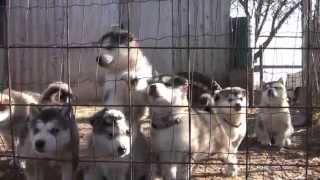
[0,89,38,149]
[256,78,294,148]
[96,29,154,117]
[84,108,149,180]
[18,105,79,180]
[147,78,247,179]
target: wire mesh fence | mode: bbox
[0,0,319,180]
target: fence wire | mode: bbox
[0,0,319,180]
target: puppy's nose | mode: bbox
[234,103,241,111]
[149,85,158,97]
[35,140,45,152]
[117,146,127,156]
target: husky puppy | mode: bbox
[18,105,79,180]
[147,78,247,179]
[96,29,154,116]
[84,108,149,180]
[256,78,294,148]
[0,89,38,149]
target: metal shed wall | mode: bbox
[4,0,231,102]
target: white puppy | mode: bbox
[256,78,294,148]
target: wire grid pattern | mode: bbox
[0,0,319,180]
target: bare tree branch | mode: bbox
[254,0,302,60]
[255,2,271,44]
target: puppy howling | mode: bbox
[147,78,247,178]
[0,89,38,149]
[96,29,154,117]
[256,78,294,148]
[84,108,149,180]
[18,105,79,180]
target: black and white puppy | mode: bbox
[18,105,79,180]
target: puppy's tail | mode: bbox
[40,81,75,104]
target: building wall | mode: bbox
[4,0,231,102]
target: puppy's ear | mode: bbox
[212,81,222,94]
[88,116,96,126]
[278,77,284,84]
[89,107,108,126]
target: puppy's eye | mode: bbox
[164,82,171,87]
[239,97,243,101]
[126,130,130,136]
[33,128,40,134]
[50,128,60,135]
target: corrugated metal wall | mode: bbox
[4,0,231,102]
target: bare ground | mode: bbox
[1,106,320,180]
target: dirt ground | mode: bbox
[1,106,320,180]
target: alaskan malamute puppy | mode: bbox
[96,29,154,117]
[18,105,79,180]
[146,78,247,178]
[255,78,294,148]
[84,108,149,180]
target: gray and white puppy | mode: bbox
[18,105,79,180]
[97,29,154,117]
[147,78,247,179]
[84,108,149,180]
[0,89,38,149]
[256,78,294,148]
